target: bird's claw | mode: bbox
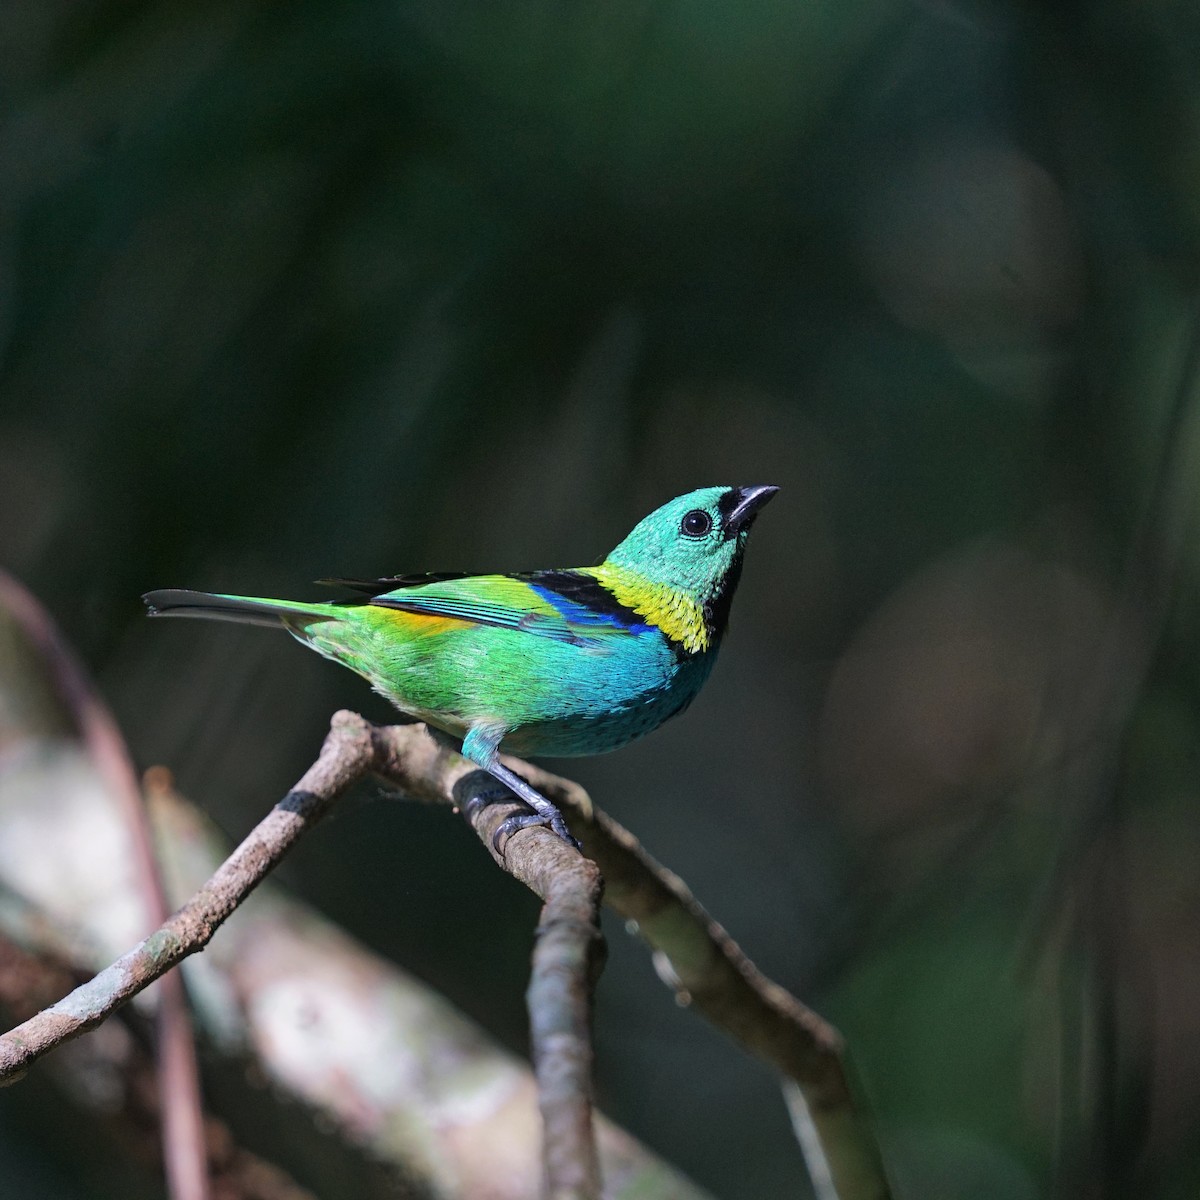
[491,810,581,854]
[461,771,581,853]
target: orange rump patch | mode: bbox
[375,608,473,638]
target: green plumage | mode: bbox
[144,485,777,846]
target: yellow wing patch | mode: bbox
[584,564,709,653]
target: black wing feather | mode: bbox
[315,571,475,601]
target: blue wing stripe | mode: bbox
[529,584,649,632]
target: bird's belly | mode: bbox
[499,694,685,757]
[498,653,715,757]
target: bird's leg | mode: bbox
[484,760,580,851]
[460,725,580,852]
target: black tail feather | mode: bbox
[142,590,318,629]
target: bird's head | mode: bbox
[602,485,778,645]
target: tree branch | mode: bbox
[0,713,891,1200]
[0,930,316,1200]
[449,776,606,1200]
[539,773,892,1200]
[0,710,375,1081]
[0,711,608,1200]
[375,728,893,1200]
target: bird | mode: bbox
[143,484,778,850]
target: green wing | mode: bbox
[364,572,644,648]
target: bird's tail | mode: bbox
[142,590,342,629]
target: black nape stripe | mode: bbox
[520,570,647,628]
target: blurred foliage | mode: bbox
[4,0,1200,1197]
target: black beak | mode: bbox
[722,484,779,535]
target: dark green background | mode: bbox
[3,1,1200,1196]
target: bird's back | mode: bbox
[303,567,714,755]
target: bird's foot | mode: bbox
[492,806,579,853]
[456,758,582,854]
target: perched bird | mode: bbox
[144,484,777,848]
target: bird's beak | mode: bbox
[723,484,779,535]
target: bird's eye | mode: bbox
[680,509,713,538]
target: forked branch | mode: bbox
[0,712,890,1200]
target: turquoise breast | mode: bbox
[500,651,716,757]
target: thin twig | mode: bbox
[0,572,210,1200]
[782,1080,837,1200]
[1,785,708,1200]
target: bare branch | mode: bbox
[529,768,894,1200]
[0,712,891,1200]
[1,778,709,1200]
[455,780,606,1200]
[373,727,894,1200]
[0,711,607,1200]
[0,709,376,1081]
[0,931,316,1200]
